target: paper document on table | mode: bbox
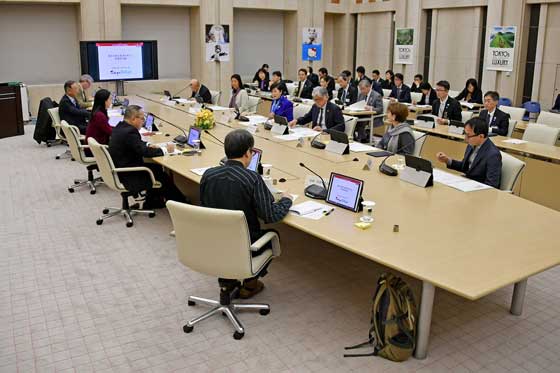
[274,134,301,141]
[460,101,475,109]
[207,105,230,111]
[346,100,367,111]
[174,98,189,104]
[244,115,268,126]
[502,139,528,144]
[433,169,492,192]
[290,127,318,137]
[349,143,376,152]
[289,201,331,220]
[188,107,201,115]
[190,167,213,176]
[414,104,432,109]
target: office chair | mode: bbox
[48,108,72,160]
[209,90,221,105]
[461,111,474,122]
[498,97,512,107]
[522,101,541,121]
[382,89,391,98]
[60,121,102,194]
[412,130,427,158]
[293,104,313,126]
[88,138,159,227]
[166,201,280,340]
[522,124,560,146]
[246,95,260,114]
[411,92,422,103]
[536,111,560,128]
[343,115,357,138]
[448,90,460,99]
[499,106,526,121]
[500,152,525,193]
[507,119,517,137]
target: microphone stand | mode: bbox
[379,132,428,176]
[299,162,328,200]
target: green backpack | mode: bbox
[344,273,417,362]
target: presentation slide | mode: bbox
[97,42,144,80]
[328,175,362,210]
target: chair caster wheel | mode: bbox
[183,325,193,333]
[74,180,80,184]
[47,144,52,148]
[71,158,75,161]
[233,331,244,340]
[55,156,60,159]
[102,209,109,214]
[148,212,156,218]
[259,309,270,316]
[90,190,96,195]
[187,300,196,306]
[126,221,133,228]
[68,188,74,193]
[96,219,103,225]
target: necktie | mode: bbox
[487,112,493,125]
[397,88,401,98]
[438,101,445,117]
[342,89,347,102]
[318,107,323,128]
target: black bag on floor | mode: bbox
[33,97,57,144]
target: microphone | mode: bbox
[172,83,192,99]
[203,129,224,145]
[379,132,429,176]
[150,113,189,144]
[299,162,327,200]
[310,131,326,149]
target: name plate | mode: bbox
[271,124,288,135]
[414,120,435,129]
[325,140,349,155]
[246,125,258,135]
[448,125,465,135]
[399,166,433,188]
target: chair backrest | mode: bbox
[461,111,473,122]
[498,97,512,107]
[523,101,541,121]
[448,90,460,99]
[343,115,357,138]
[411,92,422,103]
[522,123,560,145]
[500,151,525,192]
[166,201,255,279]
[412,130,427,157]
[507,119,517,137]
[209,90,221,105]
[537,111,560,128]
[247,95,260,112]
[500,105,526,121]
[60,121,92,165]
[48,107,65,140]
[382,98,390,114]
[293,104,312,124]
[287,84,297,96]
[87,138,126,191]
[382,89,391,98]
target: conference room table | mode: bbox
[125,94,560,359]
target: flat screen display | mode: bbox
[187,127,202,148]
[247,148,262,172]
[144,114,154,132]
[326,173,364,212]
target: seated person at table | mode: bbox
[432,80,462,124]
[382,69,395,89]
[318,67,335,95]
[478,91,510,136]
[228,74,250,113]
[109,105,187,208]
[200,129,293,298]
[337,74,358,106]
[190,79,213,104]
[307,66,320,87]
[254,69,269,91]
[341,70,357,87]
[85,89,113,148]
[389,73,412,103]
[295,68,313,99]
[419,82,437,105]
[410,74,423,93]
[355,79,384,142]
[252,63,270,83]
[436,117,502,188]
[371,69,385,87]
[377,102,415,155]
[76,74,94,109]
[455,78,483,104]
[270,71,288,96]
[268,83,293,121]
[288,87,345,133]
[356,66,371,84]
[59,80,91,134]
[320,76,334,100]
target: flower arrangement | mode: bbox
[194,109,215,129]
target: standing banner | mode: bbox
[487,26,516,71]
[394,28,414,65]
[205,24,230,62]
[302,27,322,61]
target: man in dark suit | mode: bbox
[59,80,90,134]
[478,91,510,136]
[371,69,385,88]
[436,118,502,188]
[109,105,186,208]
[432,80,463,124]
[288,87,345,132]
[336,74,358,106]
[295,68,314,99]
[270,71,289,96]
[356,66,372,85]
[341,70,357,87]
[190,79,213,104]
[389,73,412,103]
[307,66,320,87]
[318,67,335,95]
[411,74,423,93]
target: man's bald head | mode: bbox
[190,79,200,91]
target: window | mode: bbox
[522,4,540,103]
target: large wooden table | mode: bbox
[131,94,560,359]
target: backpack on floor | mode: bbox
[344,273,417,362]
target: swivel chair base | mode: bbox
[183,287,270,340]
[68,167,103,194]
[96,193,156,227]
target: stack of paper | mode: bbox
[460,101,475,109]
[346,100,367,111]
[190,167,213,176]
[289,201,332,220]
[244,115,268,126]
[502,139,528,144]
[290,127,318,137]
[349,143,376,152]
[433,169,492,192]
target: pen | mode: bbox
[323,208,334,216]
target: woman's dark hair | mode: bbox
[92,89,111,117]
[465,78,479,93]
[224,129,254,159]
[230,74,243,91]
[419,82,432,91]
[356,66,365,74]
[385,69,395,83]
[261,64,269,69]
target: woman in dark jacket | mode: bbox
[455,78,483,104]
[85,89,113,153]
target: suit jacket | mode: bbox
[372,81,384,96]
[295,79,314,99]
[389,84,412,103]
[272,81,289,96]
[256,78,270,91]
[381,79,394,90]
[76,84,92,109]
[432,96,462,122]
[59,95,90,134]
[296,101,345,132]
[411,82,422,93]
[325,76,335,96]
[448,138,502,188]
[108,121,164,193]
[308,73,320,87]
[455,88,483,104]
[337,85,358,106]
[358,89,384,126]
[270,96,294,121]
[191,84,213,104]
[420,89,438,105]
[478,108,510,136]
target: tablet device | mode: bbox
[247,148,262,172]
[329,129,349,144]
[122,98,129,107]
[274,115,289,126]
[326,173,364,212]
[404,155,433,173]
[367,150,392,157]
[186,126,202,148]
[144,114,155,132]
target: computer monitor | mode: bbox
[326,173,364,212]
[186,127,202,148]
[247,148,262,172]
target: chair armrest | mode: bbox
[250,231,281,257]
[79,135,85,140]
[113,167,157,186]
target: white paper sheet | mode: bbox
[346,100,366,111]
[459,101,475,109]
[289,201,332,220]
[290,127,318,137]
[274,134,302,141]
[190,167,213,176]
[349,143,376,152]
[433,169,493,192]
[502,139,528,144]
[244,115,268,126]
